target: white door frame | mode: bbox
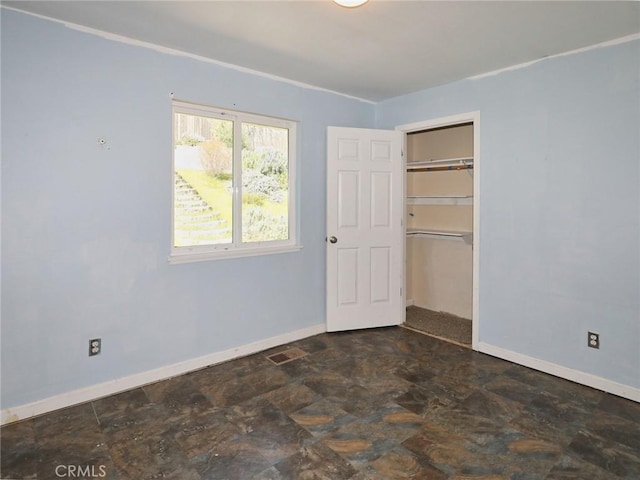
[396,111,480,350]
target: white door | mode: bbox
[326,126,404,332]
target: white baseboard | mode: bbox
[478,342,640,403]
[405,299,414,307]
[1,323,326,425]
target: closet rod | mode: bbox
[414,156,473,164]
[409,164,473,172]
[407,157,473,171]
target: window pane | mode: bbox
[174,113,233,247]
[241,123,289,243]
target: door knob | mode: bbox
[329,236,338,244]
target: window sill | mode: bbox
[168,244,303,265]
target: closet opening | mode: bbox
[401,115,478,349]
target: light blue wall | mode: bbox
[377,39,640,389]
[2,7,639,411]
[0,9,373,409]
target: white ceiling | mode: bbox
[4,1,640,101]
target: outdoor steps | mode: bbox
[174,173,231,243]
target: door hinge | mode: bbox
[400,287,403,297]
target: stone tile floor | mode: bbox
[2,327,639,479]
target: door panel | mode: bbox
[337,248,359,306]
[338,171,360,228]
[326,126,404,332]
[370,246,391,303]
[371,172,391,227]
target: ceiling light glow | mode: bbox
[334,0,369,8]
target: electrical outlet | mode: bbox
[588,332,599,349]
[89,338,101,356]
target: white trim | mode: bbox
[478,342,640,403]
[1,5,374,105]
[469,33,640,81]
[4,5,638,105]
[396,111,481,352]
[396,111,478,134]
[1,323,326,425]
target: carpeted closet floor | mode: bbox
[404,306,472,347]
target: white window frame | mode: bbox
[169,100,300,264]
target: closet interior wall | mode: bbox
[406,123,474,319]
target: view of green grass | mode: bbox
[177,169,288,240]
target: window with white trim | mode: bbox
[170,101,299,263]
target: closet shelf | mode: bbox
[407,195,472,206]
[407,157,473,171]
[406,228,473,242]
